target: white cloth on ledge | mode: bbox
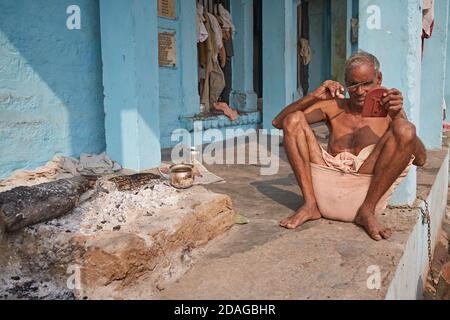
[0,153,122,192]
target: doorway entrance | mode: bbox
[254,0,263,112]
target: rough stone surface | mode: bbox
[0,0,106,179]
[0,183,235,300]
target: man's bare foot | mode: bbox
[355,207,393,241]
[213,102,238,121]
[280,204,322,229]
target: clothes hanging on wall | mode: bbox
[422,0,435,56]
[219,36,234,104]
[218,4,236,34]
[299,0,310,97]
[207,13,224,54]
[209,56,226,106]
[199,12,217,112]
[216,6,234,104]
[197,2,238,120]
[299,38,312,66]
[196,4,209,43]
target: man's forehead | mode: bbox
[346,63,376,81]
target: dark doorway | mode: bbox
[198,0,233,106]
[254,0,263,110]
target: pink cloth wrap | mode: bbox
[310,145,413,222]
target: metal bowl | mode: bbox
[169,164,194,189]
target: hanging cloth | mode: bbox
[196,3,209,43]
[299,38,312,66]
[218,4,236,34]
[422,0,435,57]
[207,13,224,52]
[299,0,310,96]
[200,13,226,111]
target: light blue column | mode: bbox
[159,0,199,148]
[180,1,200,116]
[420,0,449,149]
[445,6,450,120]
[230,0,257,112]
[359,0,422,205]
[346,0,354,57]
[262,0,298,130]
[100,0,161,171]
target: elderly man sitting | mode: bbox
[272,51,427,241]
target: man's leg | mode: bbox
[356,118,421,241]
[279,111,327,229]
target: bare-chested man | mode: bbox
[272,51,427,241]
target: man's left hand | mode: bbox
[381,88,404,119]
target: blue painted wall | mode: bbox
[309,0,331,92]
[262,0,298,130]
[420,0,449,149]
[0,0,105,179]
[446,6,450,116]
[359,0,422,205]
[100,0,161,171]
[159,0,199,148]
[230,0,258,112]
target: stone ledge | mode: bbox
[386,148,449,299]
[180,111,262,132]
[0,186,235,300]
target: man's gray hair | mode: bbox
[345,51,381,82]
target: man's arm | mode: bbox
[272,94,319,129]
[272,80,345,129]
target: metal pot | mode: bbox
[169,164,194,189]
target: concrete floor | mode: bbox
[157,129,449,300]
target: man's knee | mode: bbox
[391,119,417,145]
[413,139,427,167]
[283,111,307,133]
[414,151,427,167]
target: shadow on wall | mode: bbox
[0,0,105,179]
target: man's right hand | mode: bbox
[312,80,345,100]
[272,80,344,129]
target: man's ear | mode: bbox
[377,72,383,85]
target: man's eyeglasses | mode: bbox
[346,79,376,92]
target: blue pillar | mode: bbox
[359,0,422,205]
[230,0,257,112]
[262,0,298,130]
[420,0,449,149]
[445,6,450,118]
[99,0,161,171]
[346,0,353,58]
[180,1,200,116]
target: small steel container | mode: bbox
[169,164,194,189]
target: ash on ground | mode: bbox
[1,178,196,300]
[39,180,186,234]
